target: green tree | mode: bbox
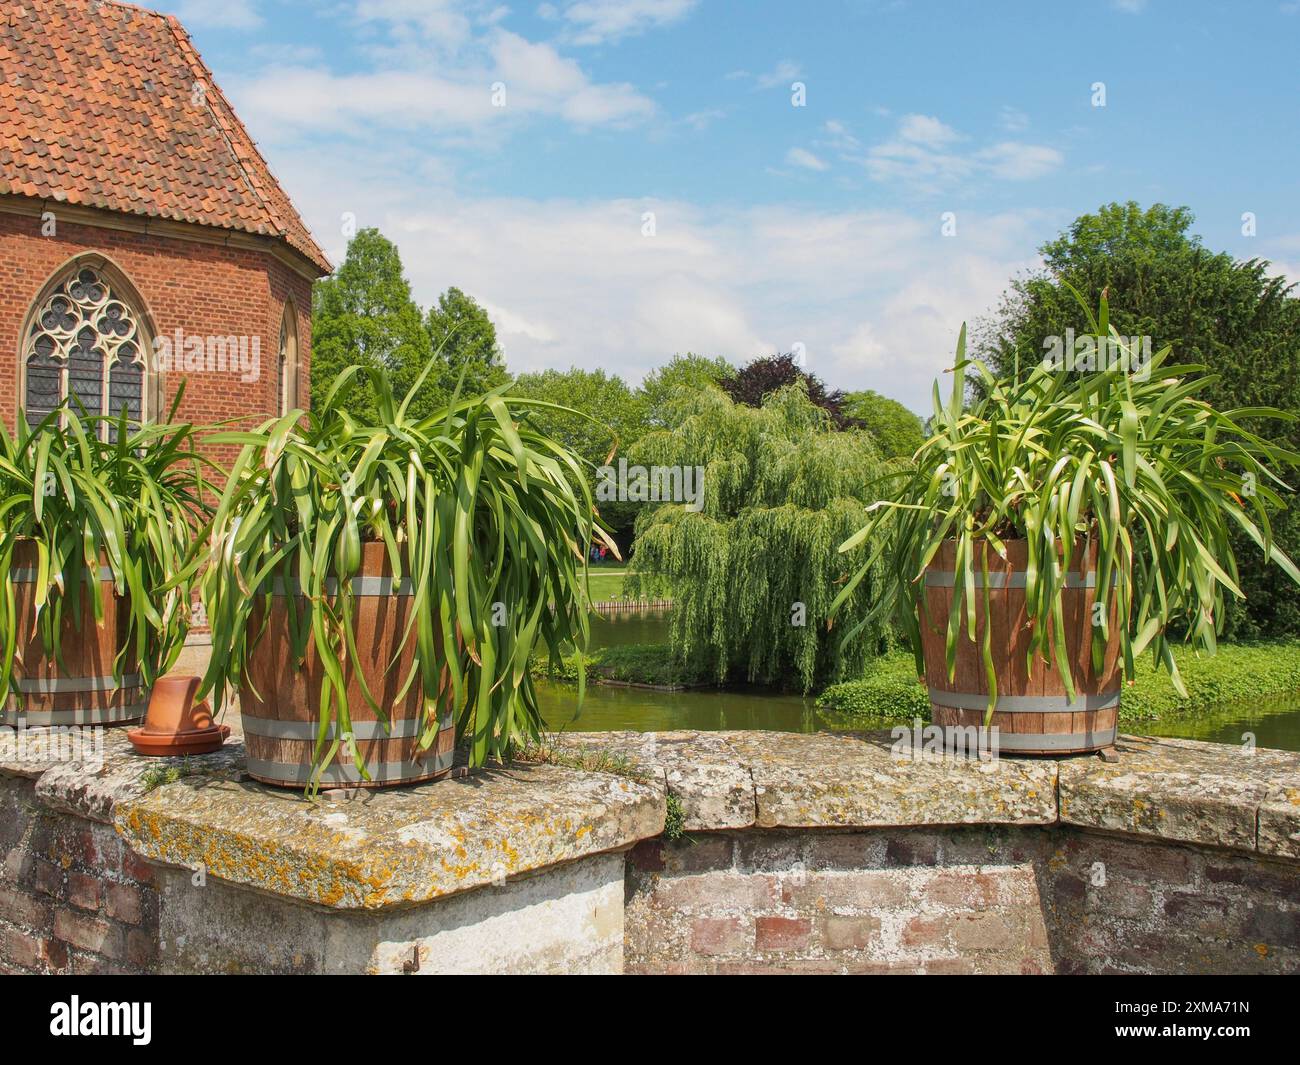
[511,367,648,541]
[842,389,925,458]
[398,287,508,418]
[637,353,734,430]
[310,228,431,420]
[975,202,1300,637]
[628,382,890,690]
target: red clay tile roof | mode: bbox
[0,0,330,274]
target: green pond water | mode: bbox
[537,612,1300,752]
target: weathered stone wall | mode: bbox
[152,853,625,975]
[0,775,158,974]
[625,826,1300,974]
[0,730,659,974]
[2,727,1298,975]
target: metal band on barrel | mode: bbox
[241,716,452,740]
[10,566,116,583]
[267,576,416,597]
[0,702,147,727]
[924,570,1107,589]
[928,688,1120,712]
[15,673,142,694]
[245,748,455,784]
[933,725,1117,752]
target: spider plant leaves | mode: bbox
[200,356,604,787]
[0,402,214,702]
[832,296,1300,698]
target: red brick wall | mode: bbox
[626,826,1300,974]
[0,775,160,975]
[0,209,314,434]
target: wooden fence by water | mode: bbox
[590,598,674,613]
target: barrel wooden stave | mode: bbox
[242,543,455,788]
[2,545,144,728]
[922,540,1119,756]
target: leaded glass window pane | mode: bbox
[278,309,294,415]
[108,354,143,441]
[23,264,147,439]
[68,344,103,414]
[25,347,61,428]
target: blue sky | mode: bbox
[166,0,1300,411]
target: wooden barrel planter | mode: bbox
[922,539,1120,755]
[1,543,145,728]
[241,543,456,788]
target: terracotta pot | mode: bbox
[240,542,455,788]
[921,539,1120,755]
[2,541,145,728]
[127,674,229,756]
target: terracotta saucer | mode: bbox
[127,673,230,757]
[127,723,230,757]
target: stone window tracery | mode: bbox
[23,264,148,437]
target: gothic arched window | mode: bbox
[278,301,299,415]
[21,260,151,438]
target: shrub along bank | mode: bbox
[815,640,1300,724]
[531,643,713,689]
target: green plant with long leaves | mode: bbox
[198,359,614,786]
[832,295,1300,720]
[0,392,216,702]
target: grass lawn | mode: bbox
[584,567,626,602]
[816,639,1300,725]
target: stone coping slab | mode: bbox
[556,733,1055,832]
[555,730,1300,861]
[1059,735,1300,859]
[4,724,1298,911]
[115,762,663,909]
[556,730,1056,830]
[1,727,663,909]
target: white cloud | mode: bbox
[861,114,1063,188]
[821,119,862,154]
[976,141,1065,180]
[1111,0,1147,12]
[999,105,1029,132]
[897,113,962,147]
[681,108,726,131]
[785,147,829,171]
[352,0,474,49]
[549,0,699,45]
[1264,258,1300,285]
[231,28,655,136]
[270,140,1055,412]
[754,59,802,89]
[174,0,262,29]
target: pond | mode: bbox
[1140,695,1300,753]
[535,612,834,732]
[537,612,1300,752]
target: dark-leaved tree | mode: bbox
[722,352,854,428]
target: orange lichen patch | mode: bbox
[110,755,664,909]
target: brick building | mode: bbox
[0,0,330,436]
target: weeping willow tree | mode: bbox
[627,382,892,691]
